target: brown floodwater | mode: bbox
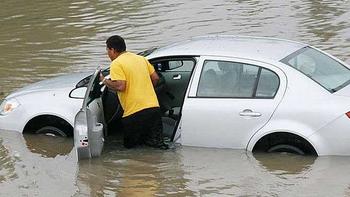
[1,0,350,196]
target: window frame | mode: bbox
[150,56,197,72]
[195,59,280,99]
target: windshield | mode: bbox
[281,47,350,92]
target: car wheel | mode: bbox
[35,126,68,137]
[267,144,305,155]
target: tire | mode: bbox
[267,144,305,155]
[35,126,68,137]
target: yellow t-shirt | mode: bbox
[110,52,159,117]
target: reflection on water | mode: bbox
[76,145,350,196]
[253,153,316,175]
[1,0,350,196]
[23,134,73,158]
[76,137,193,196]
[0,138,18,183]
[0,130,77,196]
[179,147,350,196]
[1,131,350,196]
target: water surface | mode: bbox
[1,0,350,196]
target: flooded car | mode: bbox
[74,35,350,159]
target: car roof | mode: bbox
[147,35,307,62]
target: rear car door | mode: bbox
[74,69,105,160]
[180,56,286,149]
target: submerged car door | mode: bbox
[181,56,286,149]
[74,69,105,160]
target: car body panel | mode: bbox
[148,35,306,62]
[0,87,83,131]
[7,72,89,99]
[308,114,350,155]
[181,56,287,148]
[0,72,90,132]
[335,83,350,97]
[74,69,105,159]
[247,61,350,155]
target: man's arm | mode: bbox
[100,73,126,92]
[104,79,126,92]
[150,71,159,87]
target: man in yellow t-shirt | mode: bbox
[100,35,167,149]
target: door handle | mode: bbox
[173,74,182,80]
[239,109,261,117]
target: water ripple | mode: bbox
[1,0,350,100]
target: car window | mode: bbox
[256,69,279,98]
[170,60,194,71]
[281,47,350,92]
[76,69,110,88]
[197,60,279,98]
[154,59,195,72]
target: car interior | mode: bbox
[99,56,196,142]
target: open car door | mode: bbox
[74,68,105,160]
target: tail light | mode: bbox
[346,111,350,118]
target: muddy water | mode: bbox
[1,0,350,196]
[1,131,350,196]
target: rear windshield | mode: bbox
[281,47,350,92]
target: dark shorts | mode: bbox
[121,107,164,148]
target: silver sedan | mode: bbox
[2,35,350,158]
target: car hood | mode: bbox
[7,72,91,99]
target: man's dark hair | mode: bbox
[106,35,126,52]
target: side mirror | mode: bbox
[69,87,87,99]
